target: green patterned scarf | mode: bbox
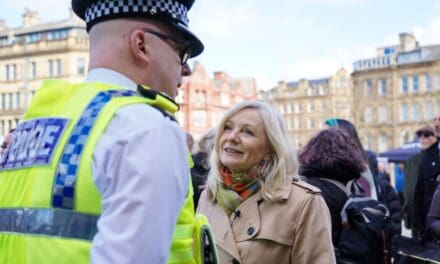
[216,166,260,216]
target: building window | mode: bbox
[1,94,4,110]
[77,58,85,75]
[47,29,68,41]
[5,65,9,81]
[220,93,229,106]
[364,107,372,123]
[401,103,409,121]
[364,80,373,96]
[306,118,312,129]
[366,134,374,150]
[294,117,299,130]
[286,118,293,131]
[211,112,219,128]
[413,103,420,121]
[319,85,326,95]
[55,59,61,77]
[306,102,313,112]
[48,60,53,77]
[12,64,17,81]
[16,92,20,109]
[413,75,419,92]
[401,76,408,93]
[379,133,388,152]
[195,90,206,104]
[378,79,387,96]
[31,62,36,79]
[378,106,387,123]
[8,93,13,110]
[25,33,41,43]
[192,110,207,127]
[436,73,440,91]
[401,131,410,145]
[426,74,432,92]
[290,104,295,113]
[426,102,433,120]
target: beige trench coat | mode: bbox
[197,179,336,264]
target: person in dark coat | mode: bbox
[404,125,437,236]
[299,128,366,246]
[426,176,440,241]
[191,128,215,208]
[413,136,440,238]
[413,113,440,239]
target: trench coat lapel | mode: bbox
[232,191,262,242]
[207,201,242,261]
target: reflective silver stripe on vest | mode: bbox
[0,208,98,241]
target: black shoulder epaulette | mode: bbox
[136,85,178,122]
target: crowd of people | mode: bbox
[0,0,439,263]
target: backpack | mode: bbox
[334,182,392,264]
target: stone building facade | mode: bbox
[261,68,352,149]
[352,33,440,152]
[0,9,88,136]
[176,62,258,140]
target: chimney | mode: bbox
[278,80,287,92]
[22,8,41,27]
[399,32,418,52]
[214,71,228,80]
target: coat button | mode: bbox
[247,227,254,235]
[232,258,240,264]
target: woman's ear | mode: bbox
[130,29,151,66]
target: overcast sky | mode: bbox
[1,0,440,90]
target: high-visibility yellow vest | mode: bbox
[0,80,217,264]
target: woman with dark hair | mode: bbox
[324,118,402,257]
[299,128,366,245]
[325,118,377,198]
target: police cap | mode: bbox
[72,0,204,57]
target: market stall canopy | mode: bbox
[379,141,421,163]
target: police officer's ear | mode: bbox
[130,29,151,65]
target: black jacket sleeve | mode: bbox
[412,163,425,231]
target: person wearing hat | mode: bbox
[0,1,217,263]
[413,121,440,240]
[404,125,437,237]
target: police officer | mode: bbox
[0,1,215,263]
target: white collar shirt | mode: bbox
[87,68,189,264]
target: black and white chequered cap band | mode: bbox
[85,0,189,26]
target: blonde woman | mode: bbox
[197,100,335,264]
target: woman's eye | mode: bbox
[224,124,232,131]
[244,129,254,136]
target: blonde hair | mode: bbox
[206,100,298,202]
